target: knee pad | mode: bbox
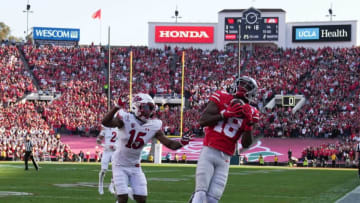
[192,191,207,203]
[207,195,219,203]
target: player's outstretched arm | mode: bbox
[199,101,223,127]
[102,97,125,128]
[101,107,124,128]
[155,130,191,150]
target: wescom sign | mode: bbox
[33,27,80,41]
[155,26,214,43]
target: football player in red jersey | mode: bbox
[189,76,259,203]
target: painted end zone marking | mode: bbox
[335,185,360,203]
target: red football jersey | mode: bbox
[203,91,253,156]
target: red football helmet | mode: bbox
[228,76,258,103]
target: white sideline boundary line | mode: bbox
[335,185,360,203]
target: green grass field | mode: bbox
[0,162,359,203]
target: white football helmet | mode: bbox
[131,93,156,122]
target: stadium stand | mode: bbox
[1,43,360,163]
[0,45,36,106]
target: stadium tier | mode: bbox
[1,43,360,163]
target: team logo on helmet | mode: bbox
[131,93,156,122]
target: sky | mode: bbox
[1,0,359,46]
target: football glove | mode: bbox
[221,103,243,118]
[115,97,125,108]
[221,103,252,120]
[180,132,193,146]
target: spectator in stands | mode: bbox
[274,155,278,166]
[148,154,154,163]
[165,152,171,163]
[303,157,308,167]
[331,152,337,167]
[79,150,84,162]
[86,151,90,162]
[181,153,187,163]
[288,148,292,162]
[174,153,179,163]
[259,154,264,166]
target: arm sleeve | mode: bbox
[209,91,223,107]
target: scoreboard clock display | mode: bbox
[224,8,279,41]
[282,96,296,107]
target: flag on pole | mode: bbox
[92,9,101,19]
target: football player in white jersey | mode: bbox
[97,125,121,195]
[102,93,192,203]
[356,140,360,179]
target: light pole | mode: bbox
[325,3,336,21]
[23,0,33,38]
[171,5,182,23]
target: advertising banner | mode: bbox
[33,27,80,41]
[292,24,351,42]
[155,26,214,43]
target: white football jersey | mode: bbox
[99,127,120,151]
[112,109,162,166]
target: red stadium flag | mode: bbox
[92,9,101,19]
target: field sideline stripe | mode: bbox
[335,185,360,203]
[30,195,184,202]
[1,161,357,171]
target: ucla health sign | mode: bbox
[295,28,319,40]
[33,27,80,41]
[292,24,351,42]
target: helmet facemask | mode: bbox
[131,93,156,122]
[230,76,258,103]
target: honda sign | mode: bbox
[155,26,214,43]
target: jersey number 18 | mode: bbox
[214,118,243,138]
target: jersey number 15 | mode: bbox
[126,130,146,149]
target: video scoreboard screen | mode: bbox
[224,8,279,41]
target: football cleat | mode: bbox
[128,186,134,200]
[108,181,115,194]
[98,185,104,195]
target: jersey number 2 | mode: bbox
[110,132,117,143]
[126,130,146,149]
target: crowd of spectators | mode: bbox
[0,44,36,106]
[1,44,360,160]
[300,136,360,167]
[258,47,360,138]
[22,45,108,133]
[0,101,72,161]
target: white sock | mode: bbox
[128,186,134,200]
[192,191,207,203]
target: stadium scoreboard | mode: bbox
[282,96,296,107]
[224,8,279,41]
